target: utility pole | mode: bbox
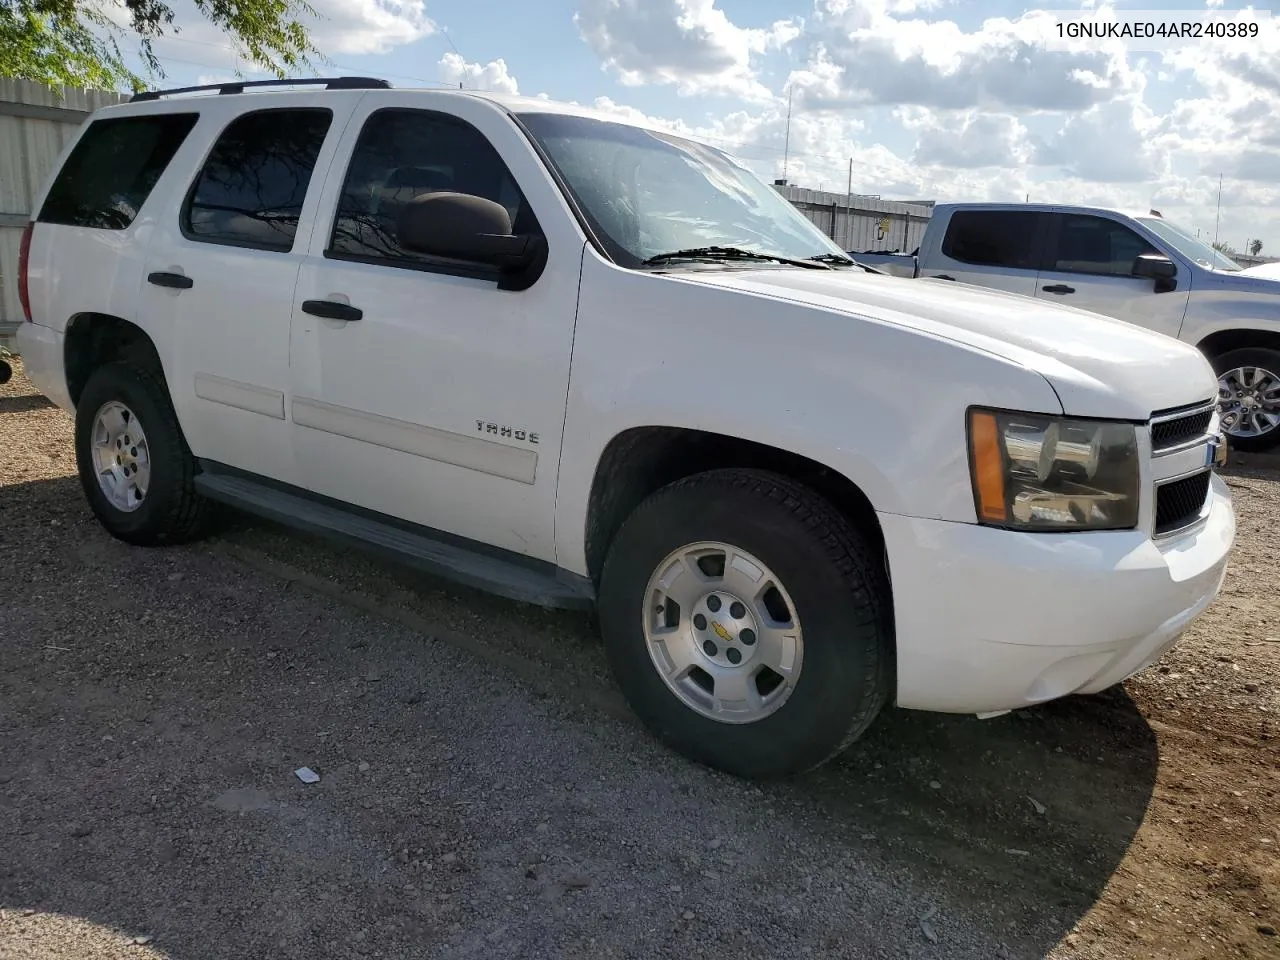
[781,88,793,182]
[1213,173,1223,248]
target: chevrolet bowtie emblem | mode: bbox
[711,621,733,643]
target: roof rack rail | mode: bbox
[130,76,390,103]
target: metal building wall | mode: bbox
[772,184,934,255]
[0,79,128,346]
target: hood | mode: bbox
[680,267,1218,421]
[1212,267,1280,294]
[1234,260,1280,281]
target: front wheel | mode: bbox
[1213,346,1280,452]
[597,468,894,779]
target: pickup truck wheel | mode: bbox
[1213,347,1280,452]
[597,468,892,779]
[74,362,212,546]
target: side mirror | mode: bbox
[396,192,545,291]
[1132,253,1177,293]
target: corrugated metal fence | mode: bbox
[772,184,934,255]
[0,78,128,346]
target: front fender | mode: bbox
[1185,286,1280,346]
[552,254,1064,577]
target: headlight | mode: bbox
[967,408,1140,531]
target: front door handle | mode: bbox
[148,271,193,290]
[301,299,363,322]
[1042,284,1075,295]
[933,274,956,281]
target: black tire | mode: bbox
[74,361,212,546]
[1211,346,1280,453]
[597,468,893,779]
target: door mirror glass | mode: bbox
[1132,252,1176,281]
[1132,252,1178,292]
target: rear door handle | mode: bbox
[148,271,193,290]
[301,299,363,322]
[1042,284,1075,295]
[933,274,956,281]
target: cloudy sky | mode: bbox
[135,0,1280,254]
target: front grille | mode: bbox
[1150,402,1215,452]
[1155,471,1212,536]
[1150,401,1215,452]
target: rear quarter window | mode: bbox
[940,210,1042,270]
[37,113,199,230]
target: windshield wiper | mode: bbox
[642,246,831,270]
[807,253,889,275]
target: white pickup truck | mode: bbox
[852,203,1280,451]
[16,79,1235,779]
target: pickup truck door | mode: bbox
[1033,212,1191,338]
[920,208,1046,297]
[286,93,583,562]
[140,97,354,487]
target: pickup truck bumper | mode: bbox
[881,472,1235,714]
[14,322,73,413]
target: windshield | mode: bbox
[1136,216,1242,272]
[516,112,850,268]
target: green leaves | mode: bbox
[0,0,323,91]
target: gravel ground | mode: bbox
[1,358,1277,960]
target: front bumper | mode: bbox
[14,322,72,413]
[882,471,1235,714]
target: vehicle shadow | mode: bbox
[1220,448,1280,482]
[0,474,1157,959]
[0,393,55,414]
[802,688,1156,949]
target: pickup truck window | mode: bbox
[1046,214,1156,277]
[38,113,198,230]
[183,108,333,252]
[939,211,1042,269]
[328,108,532,272]
[515,112,848,269]
[1136,216,1242,272]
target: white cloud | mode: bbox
[1032,97,1163,182]
[307,0,434,56]
[900,108,1032,168]
[786,2,1144,112]
[122,0,432,72]
[574,0,796,100]
[437,52,520,94]
[194,73,241,86]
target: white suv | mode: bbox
[17,77,1236,779]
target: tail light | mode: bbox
[18,221,33,323]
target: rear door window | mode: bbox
[940,210,1043,270]
[37,113,198,230]
[183,108,333,252]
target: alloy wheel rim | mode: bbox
[90,401,151,512]
[1218,365,1280,439]
[642,541,803,724]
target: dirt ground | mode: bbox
[1,357,1277,960]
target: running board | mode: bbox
[193,471,595,611]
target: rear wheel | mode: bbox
[74,362,212,545]
[1213,346,1280,452]
[597,468,893,779]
